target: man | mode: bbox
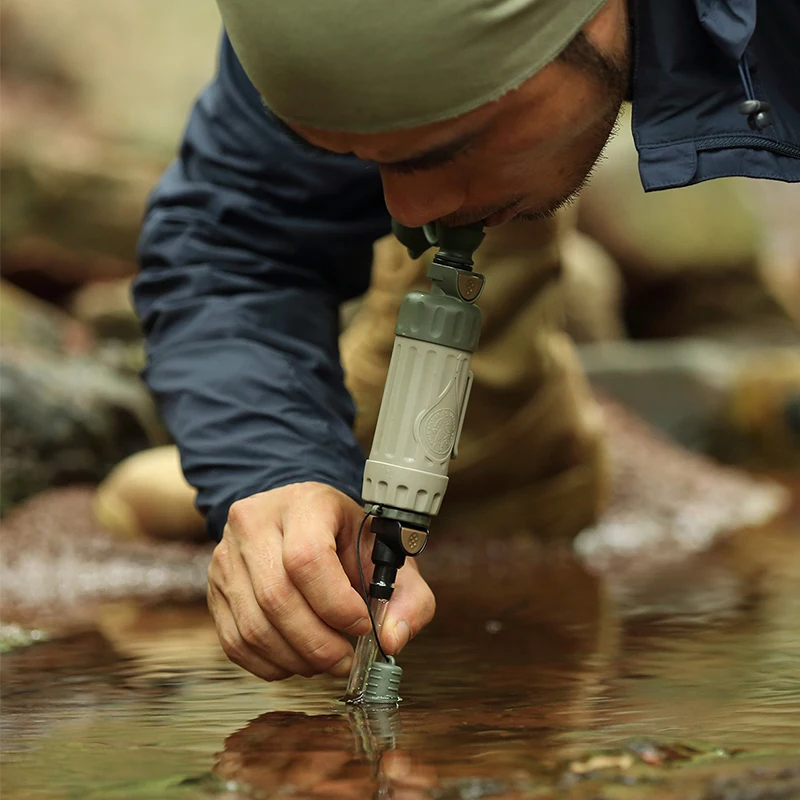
[133,0,800,683]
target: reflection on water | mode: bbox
[2,512,800,799]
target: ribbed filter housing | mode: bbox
[362,336,473,516]
[362,659,403,704]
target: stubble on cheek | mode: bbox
[516,99,624,222]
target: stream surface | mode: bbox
[2,505,799,799]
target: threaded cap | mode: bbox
[395,291,482,352]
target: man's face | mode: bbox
[289,0,629,229]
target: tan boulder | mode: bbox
[0,0,220,282]
[579,106,762,278]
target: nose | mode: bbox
[380,169,466,229]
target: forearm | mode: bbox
[134,34,389,539]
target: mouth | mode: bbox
[484,204,524,227]
[438,197,525,229]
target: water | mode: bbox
[2,514,799,799]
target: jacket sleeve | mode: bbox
[132,35,391,540]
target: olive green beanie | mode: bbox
[215,0,606,132]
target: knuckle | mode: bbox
[283,541,321,580]
[303,637,344,671]
[254,580,292,614]
[291,482,350,520]
[209,540,234,582]
[237,615,264,649]
[238,615,270,655]
[210,540,225,564]
[218,629,245,664]
[226,497,255,530]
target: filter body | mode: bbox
[361,285,482,518]
[362,336,472,516]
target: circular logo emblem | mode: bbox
[423,408,457,456]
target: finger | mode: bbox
[281,507,372,636]
[223,574,319,678]
[210,535,316,676]
[208,585,292,682]
[244,526,358,676]
[380,561,436,655]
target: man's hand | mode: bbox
[207,482,436,681]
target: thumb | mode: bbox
[381,561,436,655]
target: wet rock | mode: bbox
[562,229,627,343]
[0,400,790,628]
[577,108,798,343]
[1,0,220,153]
[722,353,800,470]
[0,346,166,513]
[68,277,147,375]
[0,69,159,287]
[68,277,139,342]
[1,122,160,286]
[0,6,78,94]
[0,0,219,286]
[575,397,790,572]
[580,340,800,468]
[621,267,799,344]
[0,487,211,624]
[749,180,800,329]
[579,108,762,279]
[0,279,94,355]
[580,339,735,453]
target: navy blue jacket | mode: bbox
[134,0,800,540]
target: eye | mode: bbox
[380,141,477,176]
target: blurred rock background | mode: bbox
[576,112,800,468]
[1,0,220,513]
[0,0,798,628]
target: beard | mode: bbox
[441,23,632,228]
[515,101,625,223]
[517,27,631,223]
[437,88,628,229]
